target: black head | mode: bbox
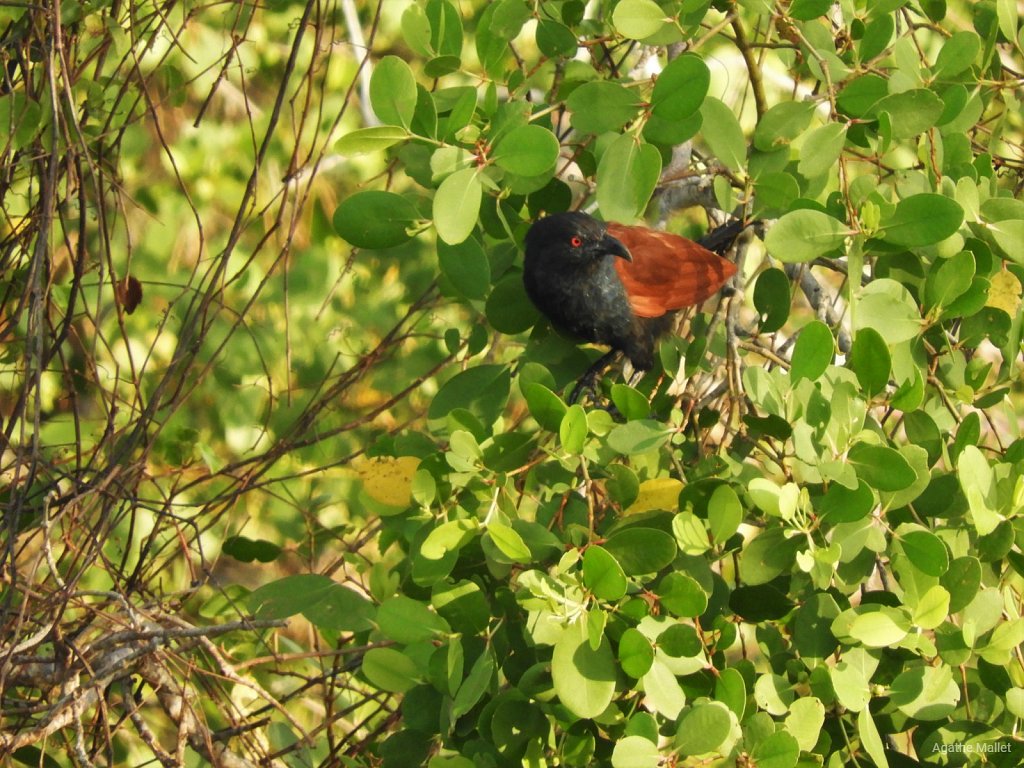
[524,211,632,268]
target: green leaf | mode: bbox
[981,618,1024,665]
[925,249,975,312]
[301,584,376,632]
[889,665,960,720]
[10,747,62,768]
[675,702,734,756]
[334,191,421,249]
[749,730,800,768]
[785,697,825,752]
[1008,688,1024,719]
[552,617,617,718]
[707,484,742,545]
[847,442,917,492]
[790,593,839,659]
[567,82,641,135]
[738,527,801,585]
[837,74,888,117]
[362,648,422,693]
[859,14,895,59]
[789,0,831,19]
[250,575,339,618]
[424,54,461,78]
[903,411,942,466]
[603,527,677,575]
[522,382,567,432]
[715,667,746,719]
[606,464,640,508]
[438,237,491,300]
[986,217,1024,265]
[790,320,834,382]
[370,56,418,128]
[673,509,710,555]
[797,122,847,179]
[420,518,479,560]
[658,572,708,617]
[612,0,668,39]
[536,19,578,57]
[583,545,628,601]
[641,658,686,718]
[426,0,463,56]
[377,595,450,643]
[764,209,849,262]
[958,445,1001,536]
[337,125,410,156]
[486,272,540,334]
[428,364,510,423]
[857,710,890,768]
[487,522,532,562]
[611,736,661,768]
[699,97,746,172]
[818,480,874,522]
[830,661,870,712]
[401,3,432,57]
[847,606,911,647]
[606,419,672,455]
[941,556,982,612]
[899,530,949,577]
[223,535,281,563]
[848,327,890,396]
[644,110,702,146]
[610,384,650,421]
[559,404,589,455]
[651,54,709,122]
[597,134,662,222]
[997,0,1019,43]
[756,678,792,717]
[659,624,702,658]
[753,267,792,332]
[618,628,655,677]
[933,30,981,77]
[753,101,816,152]
[872,88,945,139]
[433,168,482,245]
[451,648,495,720]
[489,0,531,39]
[729,583,794,622]
[432,579,490,634]
[880,194,964,247]
[492,124,559,177]
[912,585,951,629]
[854,279,922,344]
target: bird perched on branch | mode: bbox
[523,211,743,401]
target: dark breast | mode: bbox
[524,257,658,369]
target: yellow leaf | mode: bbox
[354,456,420,507]
[986,268,1022,316]
[625,478,684,515]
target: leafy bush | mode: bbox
[321,1,1024,766]
[3,0,1023,766]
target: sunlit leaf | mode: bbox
[764,209,849,262]
[552,617,616,718]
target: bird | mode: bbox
[522,211,742,402]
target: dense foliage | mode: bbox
[2,0,1023,766]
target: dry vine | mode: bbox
[1,0,434,762]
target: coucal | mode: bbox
[523,211,741,400]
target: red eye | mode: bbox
[570,236,583,247]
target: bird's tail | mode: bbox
[698,219,760,255]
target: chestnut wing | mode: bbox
[608,223,737,318]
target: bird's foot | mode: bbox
[568,350,621,405]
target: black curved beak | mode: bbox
[602,233,632,262]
